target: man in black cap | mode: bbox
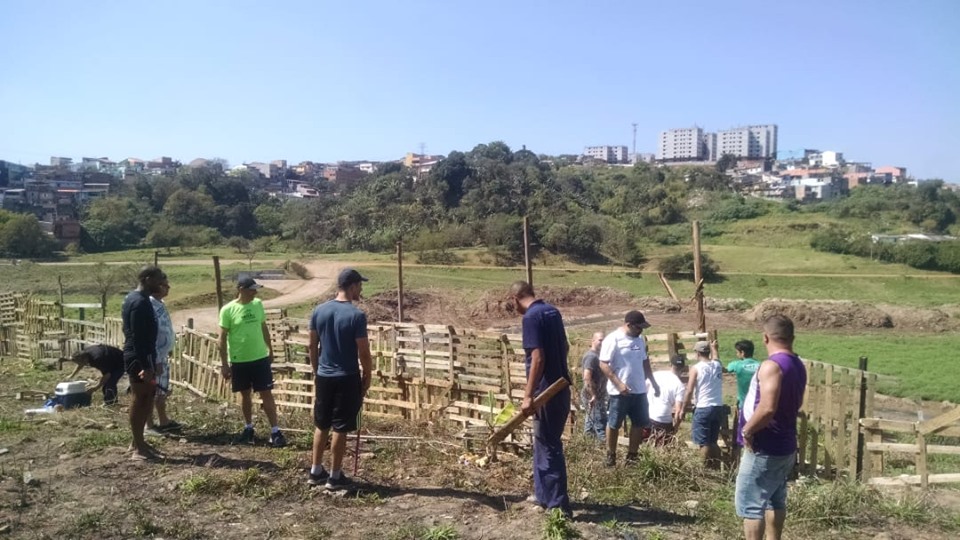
[307,268,372,490]
[598,310,660,466]
[218,276,286,447]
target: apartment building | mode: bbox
[583,145,629,164]
[657,127,704,161]
[716,124,778,159]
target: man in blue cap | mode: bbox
[307,268,372,491]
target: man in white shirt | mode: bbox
[644,355,687,446]
[598,311,660,467]
[682,340,725,467]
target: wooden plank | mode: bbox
[918,406,960,436]
[865,442,960,456]
[823,363,834,475]
[837,368,849,474]
[868,473,960,486]
[917,434,929,489]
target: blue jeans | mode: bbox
[606,393,649,430]
[581,393,607,439]
[735,450,796,519]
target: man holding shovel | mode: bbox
[510,281,572,518]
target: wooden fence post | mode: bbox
[213,256,224,311]
[523,216,533,287]
[856,356,869,480]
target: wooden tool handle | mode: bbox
[486,378,570,448]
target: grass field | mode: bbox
[3,231,959,401]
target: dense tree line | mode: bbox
[5,142,958,269]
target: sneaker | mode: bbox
[325,473,354,491]
[144,426,164,438]
[307,468,329,486]
[604,453,616,467]
[625,453,639,464]
[269,430,287,448]
[235,427,255,445]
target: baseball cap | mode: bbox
[624,310,651,329]
[670,354,686,367]
[337,268,369,288]
[694,341,711,354]
[237,276,263,290]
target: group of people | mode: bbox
[64,266,373,492]
[510,281,806,540]
[65,268,805,538]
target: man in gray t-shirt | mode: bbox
[580,331,606,440]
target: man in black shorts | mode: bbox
[121,266,166,460]
[218,277,286,447]
[63,344,126,405]
[307,268,372,490]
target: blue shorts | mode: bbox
[735,450,796,519]
[692,405,723,446]
[607,393,649,430]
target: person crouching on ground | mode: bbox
[64,344,125,405]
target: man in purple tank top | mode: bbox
[735,314,807,540]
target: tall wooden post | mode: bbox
[397,240,404,322]
[523,216,533,287]
[57,275,65,325]
[692,220,705,333]
[154,251,159,267]
[855,356,869,480]
[213,256,224,311]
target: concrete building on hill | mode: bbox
[583,145,629,164]
[658,127,704,161]
[716,124,778,159]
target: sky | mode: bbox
[1,0,958,180]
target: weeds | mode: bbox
[0,418,23,432]
[305,526,334,540]
[58,510,106,537]
[180,473,217,495]
[423,524,459,540]
[68,431,128,453]
[387,523,428,540]
[543,508,578,540]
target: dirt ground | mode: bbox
[2,385,956,540]
[5,268,960,539]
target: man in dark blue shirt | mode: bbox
[510,280,572,517]
[307,268,372,490]
[121,265,166,461]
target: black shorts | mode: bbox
[231,358,274,393]
[314,374,362,433]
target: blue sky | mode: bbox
[1,0,958,180]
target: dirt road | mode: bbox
[170,261,349,333]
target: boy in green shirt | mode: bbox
[218,277,286,447]
[726,339,760,458]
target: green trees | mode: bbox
[657,252,721,281]
[0,211,58,258]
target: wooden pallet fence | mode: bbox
[796,360,875,479]
[859,407,960,488]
